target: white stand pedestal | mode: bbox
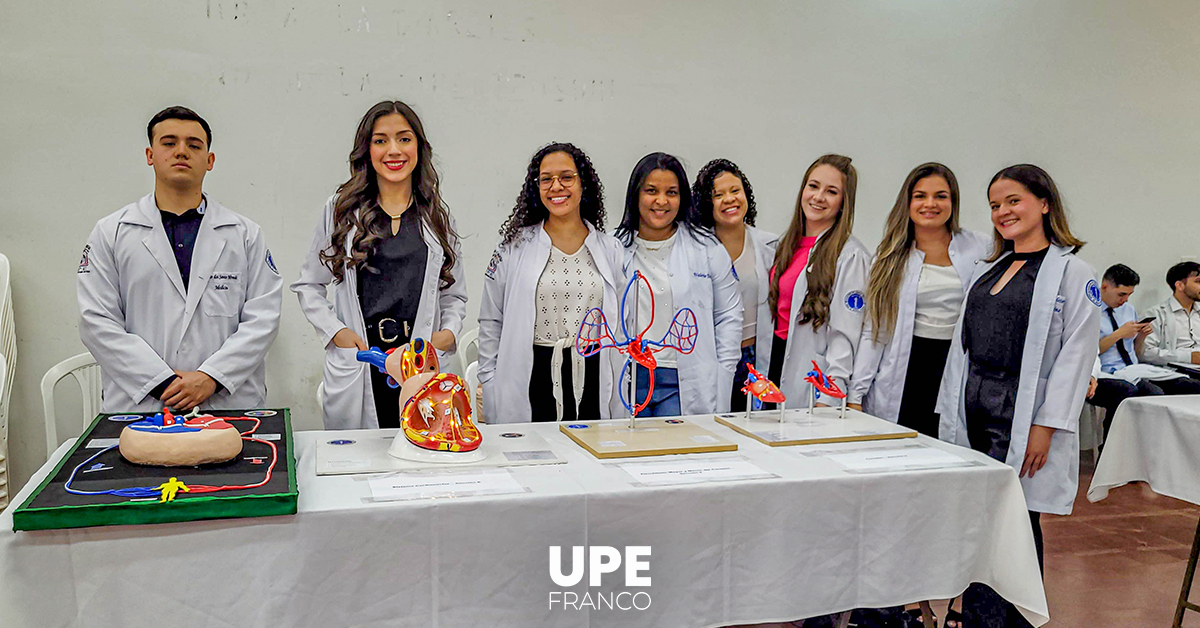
[387,434,488,464]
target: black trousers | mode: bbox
[363,316,413,430]
[529,345,601,422]
[962,361,1042,628]
[896,335,952,437]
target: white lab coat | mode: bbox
[756,233,870,405]
[1141,297,1200,365]
[743,225,780,352]
[936,245,1100,515]
[78,193,283,413]
[291,196,467,430]
[850,229,991,420]
[619,224,742,415]
[477,223,624,423]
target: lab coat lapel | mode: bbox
[134,195,187,301]
[181,202,232,339]
[1010,246,1070,460]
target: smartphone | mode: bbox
[1138,316,1156,324]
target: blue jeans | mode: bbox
[730,344,757,412]
[634,366,681,417]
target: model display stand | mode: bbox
[316,427,565,475]
[559,418,738,459]
[12,408,297,531]
[715,408,917,447]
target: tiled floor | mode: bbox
[734,457,1200,627]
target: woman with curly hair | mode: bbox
[613,152,742,417]
[764,154,870,408]
[292,100,467,430]
[477,142,625,423]
[694,159,779,411]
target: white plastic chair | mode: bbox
[465,360,481,423]
[1079,402,1104,464]
[0,253,17,510]
[458,327,480,369]
[0,356,9,509]
[41,353,104,458]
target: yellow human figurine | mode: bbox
[157,477,190,502]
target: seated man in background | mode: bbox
[1099,264,1200,395]
[1143,261,1200,368]
[77,106,283,413]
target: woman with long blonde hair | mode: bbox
[850,163,990,436]
[762,154,870,406]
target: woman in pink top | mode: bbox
[761,154,870,408]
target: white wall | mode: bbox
[1,0,1197,490]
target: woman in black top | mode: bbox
[940,164,1097,628]
[292,101,467,430]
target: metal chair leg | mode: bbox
[835,611,851,628]
[1174,514,1200,627]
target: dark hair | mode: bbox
[614,152,712,246]
[769,154,858,331]
[319,100,458,288]
[147,106,212,147]
[1166,261,1200,290]
[693,159,757,228]
[1103,264,1140,288]
[498,142,606,246]
[985,164,1085,262]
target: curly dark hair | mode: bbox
[499,142,606,245]
[693,158,757,228]
[319,100,458,288]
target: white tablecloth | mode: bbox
[0,416,1048,627]
[1088,395,1200,505]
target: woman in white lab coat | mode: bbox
[851,163,990,435]
[693,158,778,411]
[613,152,741,417]
[937,164,1099,627]
[477,142,625,424]
[763,154,870,408]
[292,100,467,430]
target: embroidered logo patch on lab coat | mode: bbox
[77,244,91,274]
[1085,279,1102,308]
[485,250,502,280]
[265,249,279,275]
[844,290,865,312]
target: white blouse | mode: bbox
[732,234,758,343]
[633,231,678,368]
[533,244,604,347]
[913,263,963,340]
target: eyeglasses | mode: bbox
[538,172,579,189]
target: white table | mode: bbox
[1088,395,1200,627]
[1,415,1048,627]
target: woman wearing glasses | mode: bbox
[477,142,625,423]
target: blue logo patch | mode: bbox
[566,424,589,429]
[328,439,355,445]
[1086,279,1102,308]
[844,291,865,312]
[265,249,279,275]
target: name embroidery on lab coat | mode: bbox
[1054,295,1066,313]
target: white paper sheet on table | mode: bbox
[366,468,525,502]
[801,442,975,473]
[616,455,774,486]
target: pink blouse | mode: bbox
[772,236,818,339]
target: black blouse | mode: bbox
[357,208,428,321]
[963,247,1050,374]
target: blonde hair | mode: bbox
[769,154,857,331]
[985,164,1084,262]
[866,163,961,343]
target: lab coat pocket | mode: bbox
[202,272,243,317]
[326,346,364,378]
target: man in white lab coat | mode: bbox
[77,106,282,413]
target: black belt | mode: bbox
[364,316,412,344]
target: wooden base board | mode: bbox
[714,409,917,447]
[559,418,738,459]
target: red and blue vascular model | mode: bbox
[576,271,698,419]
